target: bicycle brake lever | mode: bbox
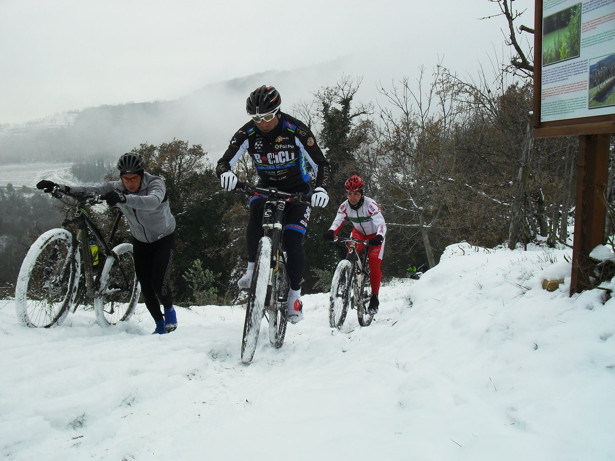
[235,181,254,195]
[288,191,309,204]
[93,192,105,202]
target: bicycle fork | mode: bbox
[263,202,286,310]
[265,247,286,309]
[351,257,370,309]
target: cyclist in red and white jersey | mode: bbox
[323,174,386,314]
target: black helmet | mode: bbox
[246,85,281,115]
[117,152,145,175]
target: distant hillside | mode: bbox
[0,101,176,163]
[0,63,348,166]
[0,79,249,165]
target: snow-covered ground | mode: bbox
[1,242,614,460]
[0,163,74,188]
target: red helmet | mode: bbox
[344,174,364,192]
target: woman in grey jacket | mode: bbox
[36,152,177,334]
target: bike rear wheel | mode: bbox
[356,270,373,327]
[15,229,80,327]
[329,259,352,329]
[268,258,288,348]
[241,237,271,364]
[94,243,141,326]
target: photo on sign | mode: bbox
[588,53,615,109]
[542,3,582,67]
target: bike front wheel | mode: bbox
[329,259,352,329]
[94,243,140,326]
[15,228,80,327]
[241,237,271,364]
[268,258,288,348]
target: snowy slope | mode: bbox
[1,243,614,461]
[0,162,75,188]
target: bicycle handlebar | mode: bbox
[332,237,375,247]
[49,186,103,205]
[235,181,311,204]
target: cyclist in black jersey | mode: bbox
[216,85,331,323]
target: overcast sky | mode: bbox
[0,0,535,125]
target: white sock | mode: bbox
[246,262,255,274]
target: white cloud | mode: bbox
[0,0,535,124]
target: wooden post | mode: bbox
[570,134,610,294]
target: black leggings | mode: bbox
[132,232,175,322]
[246,198,310,291]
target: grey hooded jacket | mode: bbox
[71,172,176,243]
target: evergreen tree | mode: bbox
[300,77,377,293]
[0,188,64,296]
[127,140,244,304]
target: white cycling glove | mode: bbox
[311,187,329,208]
[220,171,238,191]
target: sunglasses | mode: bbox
[346,190,361,196]
[121,175,141,184]
[251,109,279,123]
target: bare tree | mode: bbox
[483,0,534,78]
[508,119,534,248]
[376,65,465,268]
[290,99,319,130]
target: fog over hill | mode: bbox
[0,59,367,166]
[0,76,257,166]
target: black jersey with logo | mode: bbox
[216,112,330,194]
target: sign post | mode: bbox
[533,0,615,294]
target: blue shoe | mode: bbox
[153,319,167,334]
[164,307,177,332]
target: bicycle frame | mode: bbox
[243,183,310,302]
[53,190,125,302]
[328,236,374,329]
[237,182,311,362]
[340,237,370,288]
[262,195,289,279]
[16,187,140,328]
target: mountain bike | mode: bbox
[236,182,311,364]
[328,237,374,329]
[15,186,140,328]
